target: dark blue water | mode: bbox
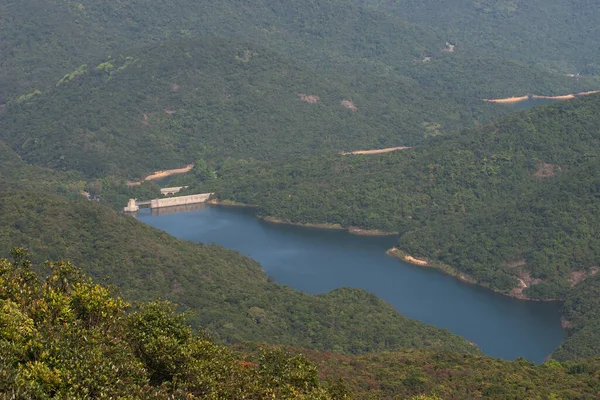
[138,205,565,363]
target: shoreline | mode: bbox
[206,199,259,208]
[153,196,562,302]
[261,216,397,237]
[386,248,561,302]
[483,90,600,104]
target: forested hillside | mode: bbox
[357,0,600,74]
[0,37,505,178]
[3,0,600,388]
[5,253,600,399]
[3,0,598,180]
[0,253,349,398]
[3,0,595,98]
[0,0,439,96]
[554,275,600,361]
[302,346,600,398]
[0,142,478,355]
[178,94,600,357]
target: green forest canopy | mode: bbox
[177,94,600,360]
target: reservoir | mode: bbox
[138,204,565,363]
[506,97,563,111]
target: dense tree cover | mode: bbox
[0,140,477,357]
[0,0,440,96]
[357,0,600,74]
[3,0,595,98]
[553,276,600,361]
[11,252,600,399]
[3,1,598,180]
[0,36,511,179]
[0,251,350,399]
[192,94,600,301]
[0,191,479,356]
[282,346,600,399]
[181,93,600,358]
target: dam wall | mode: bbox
[150,193,213,209]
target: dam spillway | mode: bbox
[123,193,213,212]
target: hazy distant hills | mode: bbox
[3,0,596,98]
[3,0,598,180]
[356,0,600,74]
[1,0,442,96]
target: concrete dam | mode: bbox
[123,193,213,212]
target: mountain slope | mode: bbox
[0,0,442,96]
[0,143,478,355]
[206,93,600,300]
[190,93,600,358]
[356,0,600,74]
[3,0,595,103]
[0,37,507,178]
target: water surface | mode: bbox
[138,205,565,363]
[504,97,564,111]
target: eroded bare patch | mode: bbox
[298,94,320,103]
[504,259,526,268]
[561,319,574,329]
[341,99,358,111]
[510,270,542,297]
[534,160,555,178]
[569,267,599,287]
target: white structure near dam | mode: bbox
[123,193,213,213]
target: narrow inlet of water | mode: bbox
[137,205,565,363]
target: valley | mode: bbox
[1,0,600,397]
[137,204,565,363]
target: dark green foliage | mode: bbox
[357,0,600,74]
[206,94,600,300]
[553,275,600,361]
[296,347,600,399]
[3,1,598,180]
[4,0,594,99]
[0,254,347,398]
[0,36,509,179]
[0,137,477,356]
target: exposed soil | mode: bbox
[340,99,358,111]
[483,95,530,104]
[534,161,555,178]
[347,227,397,237]
[561,319,574,329]
[484,90,600,104]
[144,164,194,181]
[298,94,320,103]
[403,255,429,266]
[504,259,527,268]
[569,267,599,287]
[340,146,410,155]
[510,271,543,298]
